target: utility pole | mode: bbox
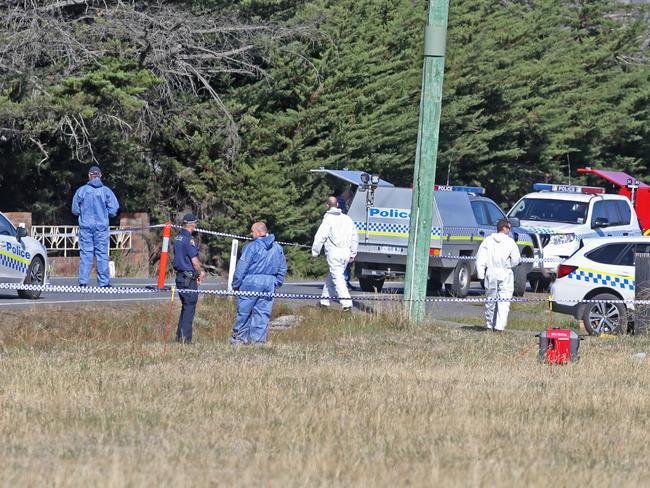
[403,0,449,323]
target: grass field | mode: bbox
[2,298,650,486]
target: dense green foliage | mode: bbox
[0,0,648,274]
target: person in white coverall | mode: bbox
[476,218,521,332]
[312,196,359,310]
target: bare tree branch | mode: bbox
[0,0,318,163]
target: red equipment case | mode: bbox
[537,328,581,364]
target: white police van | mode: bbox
[311,169,535,297]
[508,183,642,291]
[0,211,48,299]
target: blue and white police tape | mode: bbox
[2,282,650,305]
[168,224,311,249]
[433,255,563,264]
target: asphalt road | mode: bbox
[0,277,503,325]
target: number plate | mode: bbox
[378,246,405,255]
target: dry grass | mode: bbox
[2,298,650,487]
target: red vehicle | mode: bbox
[578,167,650,235]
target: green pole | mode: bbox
[403,0,449,323]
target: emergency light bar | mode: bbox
[433,185,485,194]
[532,183,605,194]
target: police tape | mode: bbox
[167,224,310,248]
[434,255,563,264]
[35,223,311,249]
[2,282,649,305]
[32,223,569,262]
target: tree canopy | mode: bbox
[1,0,648,274]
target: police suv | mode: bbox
[311,169,535,297]
[0,211,48,299]
[551,236,650,335]
[508,183,642,291]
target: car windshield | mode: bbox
[509,198,588,225]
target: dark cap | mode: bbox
[183,213,198,225]
[88,165,102,176]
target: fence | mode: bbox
[31,226,132,257]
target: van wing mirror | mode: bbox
[16,226,28,242]
[508,217,520,228]
[592,217,609,229]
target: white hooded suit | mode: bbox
[476,232,521,330]
[312,207,359,309]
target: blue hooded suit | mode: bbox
[231,234,287,344]
[71,177,120,286]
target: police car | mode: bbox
[311,169,535,297]
[0,211,48,299]
[550,236,650,335]
[508,183,642,291]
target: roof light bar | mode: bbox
[434,185,485,194]
[532,183,605,194]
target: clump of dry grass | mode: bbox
[2,299,650,486]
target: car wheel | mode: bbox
[427,277,442,295]
[358,276,385,293]
[513,264,528,297]
[18,256,45,299]
[447,261,471,298]
[529,276,552,293]
[582,293,627,335]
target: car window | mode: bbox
[0,213,15,237]
[591,200,626,227]
[586,243,629,265]
[605,201,624,226]
[620,245,635,267]
[509,198,587,224]
[485,202,506,226]
[623,242,650,266]
[470,201,489,226]
[590,201,607,227]
[615,201,631,226]
[635,243,650,254]
[612,243,650,267]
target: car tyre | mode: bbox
[427,276,442,295]
[358,276,385,293]
[529,276,552,293]
[582,293,627,335]
[447,261,471,298]
[513,264,528,297]
[18,256,45,299]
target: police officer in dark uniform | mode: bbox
[172,213,206,343]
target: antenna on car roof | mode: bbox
[566,154,572,185]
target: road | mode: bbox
[0,277,507,323]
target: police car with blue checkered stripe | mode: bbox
[311,169,535,298]
[551,236,650,335]
[0,211,48,299]
[508,183,642,292]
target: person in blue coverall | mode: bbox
[172,213,206,344]
[230,222,287,345]
[71,166,120,287]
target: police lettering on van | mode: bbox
[368,207,410,219]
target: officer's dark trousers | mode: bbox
[231,275,275,344]
[175,273,198,343]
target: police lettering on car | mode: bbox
[172,213,205,344]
